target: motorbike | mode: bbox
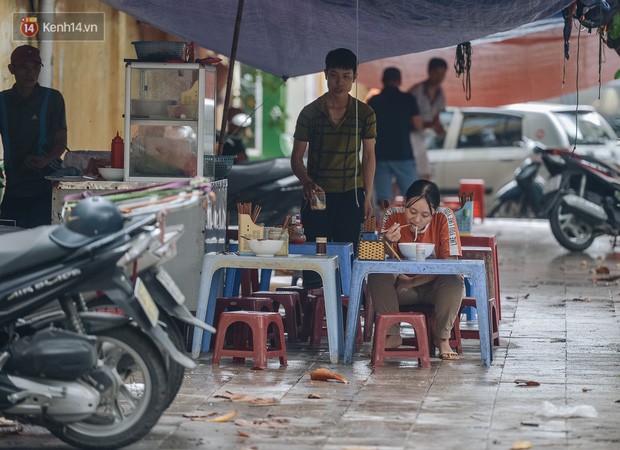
[0,183,214,449]
[227,157,302,226]
[541,147,620,251]
[487,141,547,219]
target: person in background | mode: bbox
[291,47,376,288]
[368,179,464,360]
[221,107,251,164]
[0,45,67,228]
[408,57,448,180]
[368,67,422,208]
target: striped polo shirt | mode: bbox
[294,93,376,193]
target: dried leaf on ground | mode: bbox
[592,274,620,282]
[237,430,251,438]
[510,440,533,449]
[595,264,610,274]
[183,411,218,420]
[523,293,530,299]
[234,418,289,429]
[308,393,324,399]
[310,368,349,384]
[211,410,238,422]
[214,391,278,406]
[572,297,591,302]
[505,296,517,299]
[581,387,592,392]
[514,379,541,387]
[520,422,539,427]
[248,397,278,406]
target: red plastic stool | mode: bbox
[401,304,462,355]
[276,286,312,341]
[212,311,287,368]
[213,296,275,349]
[461,235,502,319]
[306,289,362,349]
[252,290,303,343]
[459,296,500,346]
[459,178,485,221]
[372,312,431,368]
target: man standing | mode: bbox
[291,48,376,287]
[368,67,422,207]
[409,57,448,180]
[0,45,67,228]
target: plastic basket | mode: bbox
[132,41,187,61]
[204,155,235,180]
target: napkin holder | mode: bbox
[238,213,264,254]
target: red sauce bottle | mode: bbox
[111,132,124,169]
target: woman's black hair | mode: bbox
[405,179,441,212]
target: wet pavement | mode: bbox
[2,218,620,449]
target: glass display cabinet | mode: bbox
[124,61,217,181]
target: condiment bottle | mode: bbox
[111,132,124,169]
[290,214,306,243]
[316,237,327,255]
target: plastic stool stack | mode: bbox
[459,296,500,346]
[307,289,362,349]
[252,290,303,343]
[372,312,431,367]
[276,286,312,341]
[211,311,287,368]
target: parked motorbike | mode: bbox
[0,183,213,448]
[541,147,620,251]
[487,141,547,219]
[227,157,302,226]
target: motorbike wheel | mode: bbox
[47,325,168,449]
[488,198,536,219]
[87,297,185,408]
[548,200,595,251]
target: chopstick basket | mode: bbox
[357,240,385,261]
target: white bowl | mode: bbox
[247,239,284,257]
[99,167,124,181]
[398,242,435,260]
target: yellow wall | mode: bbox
[1,0,140,153]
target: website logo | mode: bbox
[13,12,105,42]
[20,17,39,38]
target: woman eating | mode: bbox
[368,179,464,360]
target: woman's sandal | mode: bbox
[439,351,460,360]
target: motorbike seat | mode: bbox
[0,225,73,278]
[227,159,297,195]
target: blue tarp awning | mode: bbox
[103,0,574,77]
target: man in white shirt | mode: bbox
[409,58,448,180]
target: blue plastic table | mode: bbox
[223,242,354,296]
[192,253,343,363]
[343,258,493,366]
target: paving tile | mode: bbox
[9,219,620,450]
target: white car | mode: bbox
[427,103,620,211]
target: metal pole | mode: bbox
[217,0,244,156]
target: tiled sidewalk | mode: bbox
[3,219,619,449]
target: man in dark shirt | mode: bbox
[0,45,67,228]
[368,67,422,207]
